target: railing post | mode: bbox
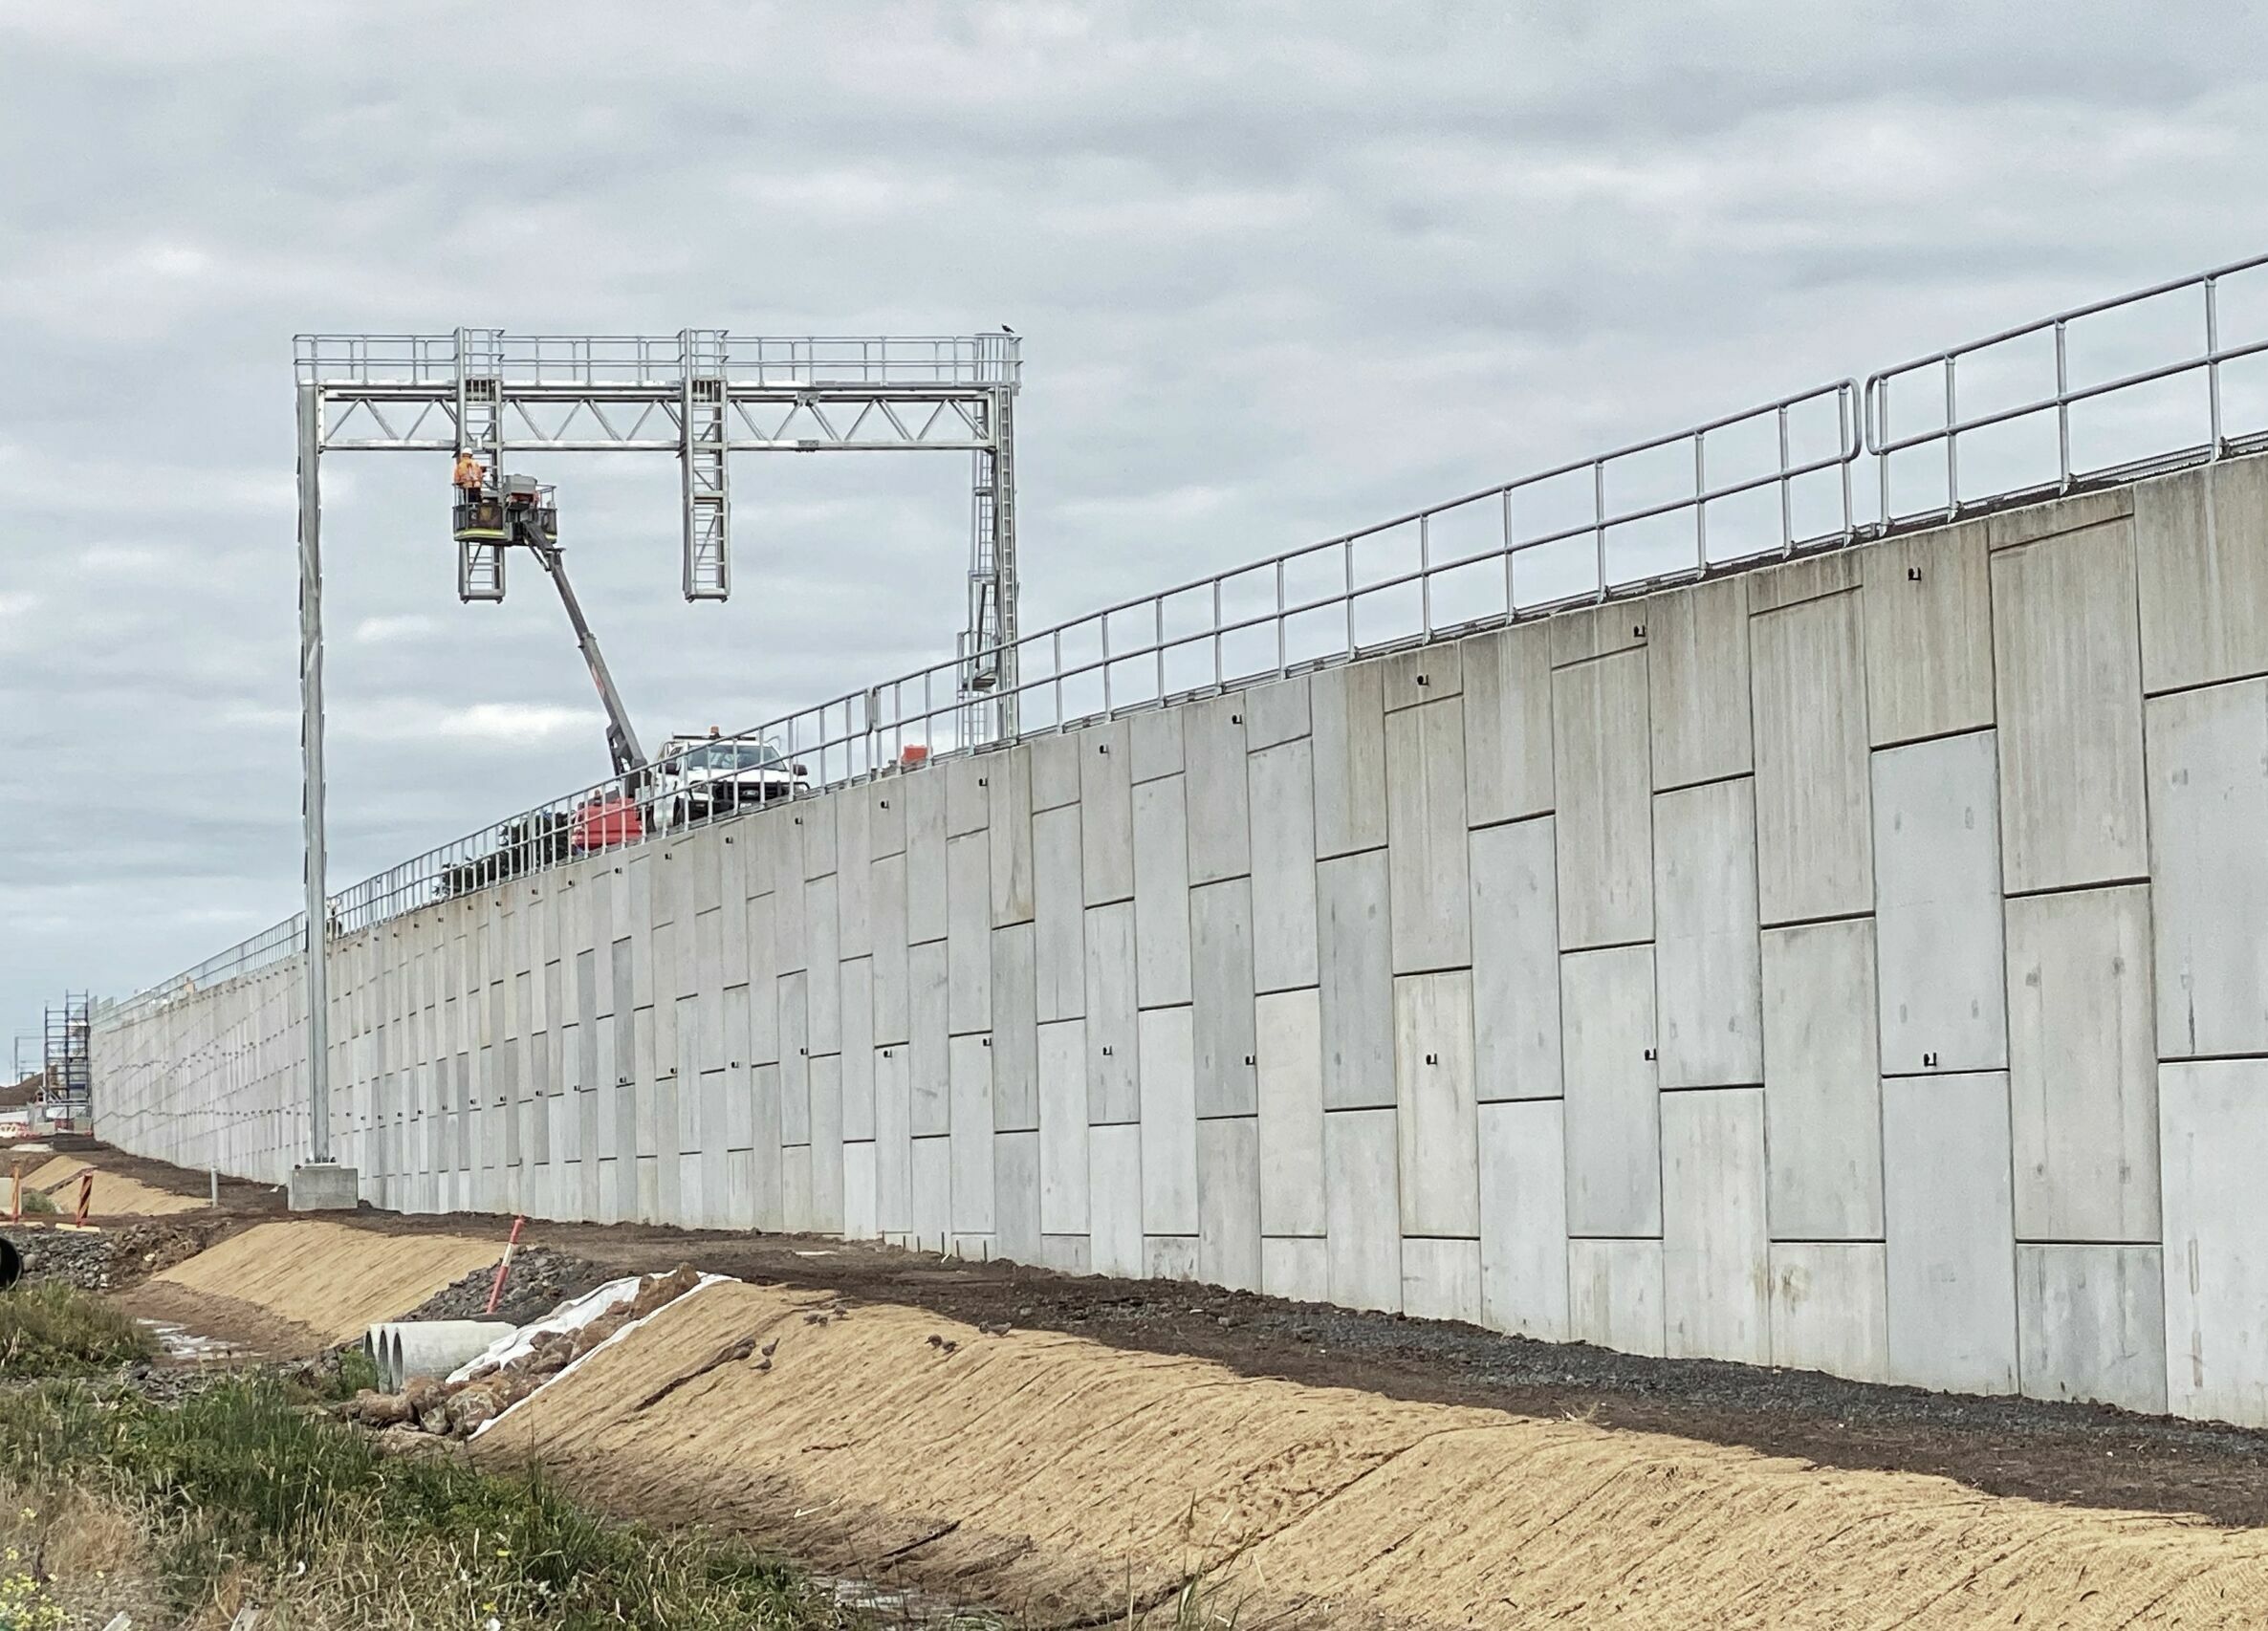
[1944,355,1960,520]
[2206,274,2225,458]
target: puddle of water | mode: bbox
[138,1318,249,1362]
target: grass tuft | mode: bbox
[0,1282,154,1377]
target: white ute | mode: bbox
[647,729,809,832]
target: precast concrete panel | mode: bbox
[1245,675,1311,750]
[1469,816,1561,1101]
[947,753,991,837]
[2135,458,2268,695]
[1883,1073,2018,1395]
[1988,487,2134,551]
[1089,1121,1144,1277]
[908,940,949,1137]
[1760,920,1884,1241]
[2017,1244,2169,1414]
[1130,707,1184,784]
[1319,851,1396,1111]
[805,878,840,1055]
[1751,591,1873,924]
[1461,622,1554,825]
[745,897,779,1063]
[1256,989,1326,1237]
[2158,1060,2268,1423]
[909,1134,950,1253]
[1559,946,1660,1238]
[905,768,949,946]
[1031,731,1081,813]
[949,1034,994,1233]
[1770,1242,1889,1382]
[1080,720,1135,905]
[1872,730,2008,1076]
[1551,651,1652,949]
[1749,551,1859,613]
[1393,970,1480,1238]
[1040,1235,1093,1275]
[989,746,1036,927]
[802,793,839,881]
[1139,1006,1199,1233]
[1381,643,1459,712]
[994,1129,1041,1263]
[842,1141,878,1240]
[1197,1116,1262,1291]
[1569,1238,1665,1358]
[1651,780,1763,1089]
[1037,1019,1089,1233]
[1249,740,1320,994]
[1262,1237,1330,1303]
[1862,520,1995,747]
[834,794,870,958]
[1146,1237,1199,1280]
[1131,777,1192,1008]
[868,778,907,859]
[771,847,807,973]
[1084,901,1141,1123]
[1402,1237,1483,1325]
[1324,1106,1403,1313]
[2005,884,2159,1242]
[947,832,992,1034]
[1312,661,1389,859]
[1661,1086,1769,1363]
[1647,576,1753,791]
[1190,879,1258,1119]
[1990,521,2148,892]
[873,1045,910,1234]
[1477,1099,1570,1341]
[869,852,909,1046]
[1548,603,1646,667]
[840,958,875,1143]
[1034,804,1086,1022]
[1185,694,1252,885]
[810,1053,844,1232]
[722,990,754,1148]
[991,924,1038,1130]
[777,971,810,1146]
[1385,697,1472,971]
[2145,679,2268,1058]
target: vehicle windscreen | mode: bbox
[672,742,784,772]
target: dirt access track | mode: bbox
[68,1143,2268,1625]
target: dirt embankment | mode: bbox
[12,1154,208,1217]
[123,1220,509,1355]
[475,1279,2268,1630]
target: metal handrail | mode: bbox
[121,255,2268,1023]
[1864,250,2268,525]
[294,331,1021,389]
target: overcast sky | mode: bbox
[5,1,2267,1054]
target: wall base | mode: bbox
[289,1163,360,1211]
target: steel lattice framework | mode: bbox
[291,328,1020,1169]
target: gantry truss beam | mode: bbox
[289,328,1020,1171]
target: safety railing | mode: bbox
[132,255,2268,1015]
[106,914,304,1024]
[1866,250,2268,525]
[295,331,1020,390]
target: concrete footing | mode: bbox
[289,1163,360,1211]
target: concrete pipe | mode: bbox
[372,1320,515,1392]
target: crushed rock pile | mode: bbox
[397,1247,611,1325]
[342,1265,705,1442]
[12,1217,229,1292]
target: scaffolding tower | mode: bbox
[41,993,91,1120]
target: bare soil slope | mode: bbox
[15,1155,206,1217]
[478,1279,2268,1629]
[149,1220,504,1344]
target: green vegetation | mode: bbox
[0,1282,154,1377]
[0,1378,884,1629]
[14,1190,57,1217]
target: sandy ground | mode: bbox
[476,1277,2268,1629]
[12,1153,207,1217]
[61,1139,2268,1525]
[146,1219,508,1346]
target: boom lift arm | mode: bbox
[515,508,647,781]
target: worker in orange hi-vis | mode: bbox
[452,449,486,491]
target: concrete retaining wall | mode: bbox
[96,452,2268,1424]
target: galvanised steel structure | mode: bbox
[111,253,2268,1141]
[292,330,1021,1163]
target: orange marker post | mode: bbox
[75,1170,94,1227]
[485,1215,526,1316]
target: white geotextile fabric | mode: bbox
[461,1272,736,1440]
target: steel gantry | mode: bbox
[291,328,1020,1184]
